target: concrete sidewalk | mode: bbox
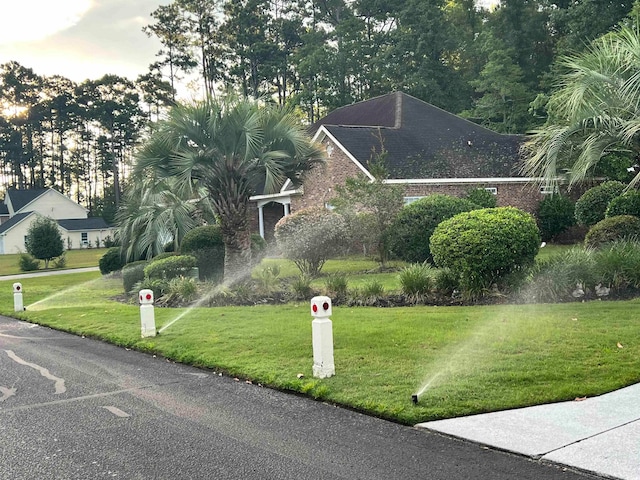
[0,266,99,280]
[416,383,640,479]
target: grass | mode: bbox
[2,269,639,426]
[0,248,109,276]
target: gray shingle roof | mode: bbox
[0,212,33,235]
[57,218,111,231]
[315,92,524,179]
[7,188,49,212]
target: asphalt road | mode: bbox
[0,316,600,480]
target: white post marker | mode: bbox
[13,283,23,312]
[139,289,156,338]
[311,295,335,378]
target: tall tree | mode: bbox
[134,96,324,282]
[522,25,640,189]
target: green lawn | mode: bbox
[2,268,638,426]
[0,248,109,276]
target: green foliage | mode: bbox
[52,253,67,269]
[430,207,540,296]
[575,181,625,227]
[133,278,168,301]
[181,225,225,282]
[25,216,64,268]
[465,188,497,208]
[254,265,281,295]
[523,247,597,303]
[433,268,459,296]
[330,176,404,265]
[388,194,479,264]
[398,263,434,297]
[164,276,198,304]
[606,189,640,218]
[18,253,40,272]
[122,261,149,294]
[144,255,197,281]
[251,234,267,263]
[536,194,576,241]
[274,207,349,277]
[585,215,640,248]
[324,274,348,303]
[99,247,125,275]
[289,275,314,300]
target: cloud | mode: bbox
[0,0,93,45]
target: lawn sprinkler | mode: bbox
[411,394,419,405]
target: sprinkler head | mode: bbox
[411,394,419,405]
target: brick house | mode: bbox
[250,92,545,240]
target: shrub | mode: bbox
[163,276,198,304]
[398,263,433,297]
[254,265,281,295]
[574,180,625,226]
[433,268,459,296]
[132,278,168,300]
[289,275,314,300]
[585,215,640,248]
[251,234,267,263]
[324,274,348,303]
[52,253,66,269]
[99,247,124,275]
[388,194,479,264]
[430,207,540,296]
[274,207,349,277]
[103,235,118,248]
[605,189,640,218]
[180,225,225,282]
[144,255,197,281]
[122,261,149,294]
[18,253,40,272]
[465,188,497,208]
[522,247,597,303]
[536,195,576,242]
[593,239,640,289]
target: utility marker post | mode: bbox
[13,283,23,312]
[139,289,156,338]
[311,296,335,378]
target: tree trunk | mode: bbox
[218,203,253,285]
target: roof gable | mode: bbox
[0,212,35,235]
[313,92,525,180]
[6,188,49,214]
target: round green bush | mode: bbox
[388,194,479,264]
[99,247,125,275]
[180,225,225,282]
[536,195,576,242]
[465,188,497,208]
[144,255,197,281]
[275,207,348,277]
[605,189,640,218]
[574,180,625,226]
[584,215,640,248]
[430,207,540,295]
[122,260,149,294]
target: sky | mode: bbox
[0,0,168,83]
[0,0,501,87]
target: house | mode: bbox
[0,188,116,254]
[250,91,544,239]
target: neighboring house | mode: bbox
[250,91,545,239]
[0,188,116,254]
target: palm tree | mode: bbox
[134,95,324,282]
[522,25,640,189]
[116,176,215,261]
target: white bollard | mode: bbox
[139,289,156,338]
[311,296,335,378]
[13,283,23,312]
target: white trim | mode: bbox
[313,126,375,181]
[0,211,37,235]
[383,177,538,185]
[250,189,301,203]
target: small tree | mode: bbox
[330,176,404,265]
[25,216,64,269]
[275,207,348,277]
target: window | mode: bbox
[540,185,558,195]
[484,187,497,195]
[403,196,425,205]
[81,232,88,245]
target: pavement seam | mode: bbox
[538,416,640,459]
